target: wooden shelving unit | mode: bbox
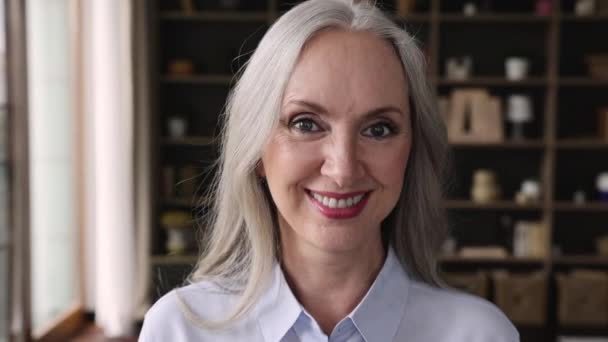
[145,0,608,340]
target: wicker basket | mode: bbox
[493,271,547,325]
[557,270,608,326]
[443,272,489,299]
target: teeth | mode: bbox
[309,191,366,208]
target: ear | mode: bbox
[256,160,266,178]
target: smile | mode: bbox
[305,189,371,219]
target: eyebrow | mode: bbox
[285,99,405,119]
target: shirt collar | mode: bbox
[255,247,410,342]
[349,247,410,342]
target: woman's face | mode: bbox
[260,30,412,254]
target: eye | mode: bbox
[289,117,321,133]
[362,122,395,139]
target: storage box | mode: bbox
[443,272,489,298]
[557,270,608,326]
[493,271,547,325]
[586,55,608,79]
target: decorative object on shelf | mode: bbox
[595,235,608,256]
[505,57,530,81]
[557,270,608,326]
[513,221,549,258]
[535,0,552,16]
[599,0,608,13]
[180,0,195,15]
[506,94,533,140]
[493,271,548,325]
[441,236,457,256]
[168,59,195,76]
[598,107,608,140]
[396,0,415,16]
[586,54,608,79]
[219,0,240,10]
[161,211,195,254]
[162,166,176,197]
[459,246,508,258]
[573,189,587,204]
[445,56,472,80]
[463,2,478,16]
[597,172,608,201]
[515,179,541,204]
[167,115,188,138]
[575,0,596,16]
[471,169,501,203]
[177,166,199,197]
[443,272,488,298]
[446,89,503,143]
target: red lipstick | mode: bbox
[306,190,370,219]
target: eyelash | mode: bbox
[288,115,398,139]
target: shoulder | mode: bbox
[139,281,243,342]
[402,279,519,341]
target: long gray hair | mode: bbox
[183,0,449,328]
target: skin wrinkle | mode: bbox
[259,29,412,336]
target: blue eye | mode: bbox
[290,118,321,133]
[362,122,395,139]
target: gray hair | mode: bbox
[183,0,449,328]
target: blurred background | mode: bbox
[1,0,607,341]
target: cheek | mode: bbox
[365,140,411,186]
[261,134,323,187]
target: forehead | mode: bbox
[282,29,409,113]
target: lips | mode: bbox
[306,189,371,219]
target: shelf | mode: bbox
[162,197,197,207]
[556,139,608,149]
[450,141,545,149]
[559,14,608,22]
[438,77,547,86]
[160,11,269,22]
[444,199,543,210]
[151,254,198,265]
[559,77,608,86]
[391,13,431,23]
[161,136,215,147]
[161,74,233,85]
[553,255,608,266]
[554,201,608,212]
[440,13,551,23]
[440,255,545,265]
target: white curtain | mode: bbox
[84,0,137,336]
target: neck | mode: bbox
[279,224,386,336]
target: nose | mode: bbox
[320,132,365,189]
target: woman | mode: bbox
[140,0,519,341]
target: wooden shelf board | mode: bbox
[559,14,608,21]
[556,139,608,149]
[161,74,233,85]
[553,255,608,266]
[160,11,269,22]
[151,254,198,265]
[559,77,608,86]
[444,199,543,210]
[440,13,551,23]
[162,197,198,207]
[450,141,545,149]
[161,136,215,146]
[438,77,547,86]
[440,256,545,264]
[391,13,431,23]
[554,201,608,211]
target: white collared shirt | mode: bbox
[140,248,519,341]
